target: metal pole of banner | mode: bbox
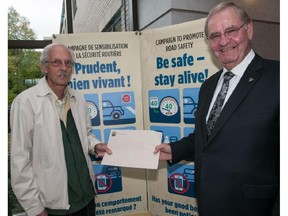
[129,0,139,31]
[66,0,74,34]
[8,40,52,49]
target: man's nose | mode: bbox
[218,34,231,45]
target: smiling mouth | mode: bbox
[220,45,237,52]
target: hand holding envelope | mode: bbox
[101,130,162,169]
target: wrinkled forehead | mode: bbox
[48,45,73,60]
[207,8,242,31]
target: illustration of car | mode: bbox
[106,166,121,178]
[102,100,124,120]
[183,96,198,117]
[183,168,195,181]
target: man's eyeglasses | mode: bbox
[45,59,74,68]
[207,23,245,43]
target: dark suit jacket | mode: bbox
[170,54,279,216]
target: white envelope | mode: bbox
[101,130,162,169]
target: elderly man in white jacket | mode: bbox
[10,43,111,216]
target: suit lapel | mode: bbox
[206,55,263,144]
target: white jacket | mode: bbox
[10,77,100,216]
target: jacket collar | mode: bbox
[206,54,264,144]
[35,76,76,99]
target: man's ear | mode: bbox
[40,63,47,74]
[247,21,254,41]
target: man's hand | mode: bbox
[94,143,112,158]
[37,210,48,216]
[154,143,172,160]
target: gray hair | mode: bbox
[40,43,75,64]
[204,2,251,37]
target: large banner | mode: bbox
[54,18,220,216]
[140,18,219,216]
[54,32,148,215]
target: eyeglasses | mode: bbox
[207,23,245,43]
[45,59,74,68]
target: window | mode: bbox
[103,9,122,32]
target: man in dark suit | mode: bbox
[154,2,279,216]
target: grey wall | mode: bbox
[137,0,280,60]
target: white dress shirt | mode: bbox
[206,49,255,122]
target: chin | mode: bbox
[219,55,237,64]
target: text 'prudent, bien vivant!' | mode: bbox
[68,60,133,90]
